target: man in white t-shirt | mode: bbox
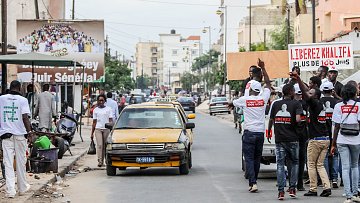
[231,59,271,193]
[106,92,119,121]
[0,81,33,198]
[243,67,263,97]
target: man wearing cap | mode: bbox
[231,59,271,193]
[240,66,257,97]
[243,66,263,97]
[291,71,332,197]
[327,67,343,100]
[320,81,340,188]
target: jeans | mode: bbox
[337,143,360,199]
[276,142,299,192]
[307,140,331,191]
[242,130,264,186]
[323,148,339,180]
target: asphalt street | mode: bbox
[55,112,345,203]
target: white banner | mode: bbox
[288,42,354,71]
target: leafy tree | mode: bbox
[180,72,200,92]
[239,46,247,52]
[136,74,153,90]
[270,21,294,50]
[99,54,135,92]
[250,42,269,51]
[191,49,221,72]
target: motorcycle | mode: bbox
[55,111,80,157]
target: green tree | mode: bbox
[191,49,221,72]
[239,46,247,52]
[250,42,269,51]
[270,21,294,50]
[99,54,135,92]
[136,74,153,90]
[180,72,200,91]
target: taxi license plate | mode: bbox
[136,157,155,163]
[216,103,223,106]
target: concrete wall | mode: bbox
[294,14,313,44]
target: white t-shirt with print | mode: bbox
[0,94,30,136]
[233,88,271,133]
[93,106,113,129]
[332,100,360,145]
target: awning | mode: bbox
[0,52,83,66]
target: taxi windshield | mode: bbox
[116,108,183,129]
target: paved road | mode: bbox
[55,112,345,203]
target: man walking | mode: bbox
[291,72,332,197]
[35,84,56,132]
[269,84,303,200]
[320,81,339,188]
[106,92,119,121]
[0,80,32,198]
[232,59,271,192]
[327,67,343,100]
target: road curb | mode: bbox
[25,147,89,201]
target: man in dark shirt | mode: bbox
[320,81,340,188]
[269,84,303,200]
[293,84,308,191]
[291,71,332,197]
[327,66,343,100]
[240,66,257,96]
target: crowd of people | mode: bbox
[17,24,103,54]
[231,60,360,203]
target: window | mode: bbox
[172,62,178,67]
[191,50,198,55]
[151,47,157,53]
[172,49,178,55]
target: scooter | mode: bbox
[55,111,80,158]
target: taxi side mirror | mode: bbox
[105,123,114,130]
[187,114,196,119]
[185,123,195,129]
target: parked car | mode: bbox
[177,97,196,113]
[208,97,230,116]
[105,103,196,176]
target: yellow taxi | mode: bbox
[105,102,196,176]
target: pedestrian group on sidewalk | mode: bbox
[231,61,360,203]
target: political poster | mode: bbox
[16,19,105,83]
[288,42,354,71]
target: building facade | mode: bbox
[237,0,295,51]
[158,30,201,92]
[316,0,360,42]
[135,42,161,88]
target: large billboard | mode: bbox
[16,19,105,83]
[288,42,354,71]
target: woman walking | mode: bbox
[331,84,360,203]
[91,95,113,167]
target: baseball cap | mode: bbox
[294,84,302,95]
[250,81,261,93]
[328,66,338,72]
[320,81,334,91]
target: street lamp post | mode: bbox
[217,5,227,97]
[202,26,211,94]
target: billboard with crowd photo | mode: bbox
[16,19,105,83]
[288,42,354,71]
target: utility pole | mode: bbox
[287,4,291,46]
[208,26,211,93]
[264,29,266,48]
[312,0,316,42]
[34,0,39,19]
[72,0,75,20]
[141,63,144,90]
[1,0,7,94]
[249,0,252,51]
[168,67,170,90]
[19,2,26,18]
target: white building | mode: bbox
[158,30,201,93]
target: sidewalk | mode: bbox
[0,120,92,202]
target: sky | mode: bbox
[65,0,271,59]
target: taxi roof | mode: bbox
[125,102,175,109]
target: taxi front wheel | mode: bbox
[179,152,190,175]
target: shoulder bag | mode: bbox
[340,102,360,136]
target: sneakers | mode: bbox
[289,188,296,198]
[352,196,360,202]
[5,193,15,198]
[297,186,306,191]
[19,184,31,196]
[304,191,318,196]
[344,199,352,203]
[249,184,258,193]
[278,191,285,200]
[333,181,339,189]
[320,189,332,197]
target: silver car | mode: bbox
[209,97,230,116]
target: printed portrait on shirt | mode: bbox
[275,104,291,124]
[317,105,327,124]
